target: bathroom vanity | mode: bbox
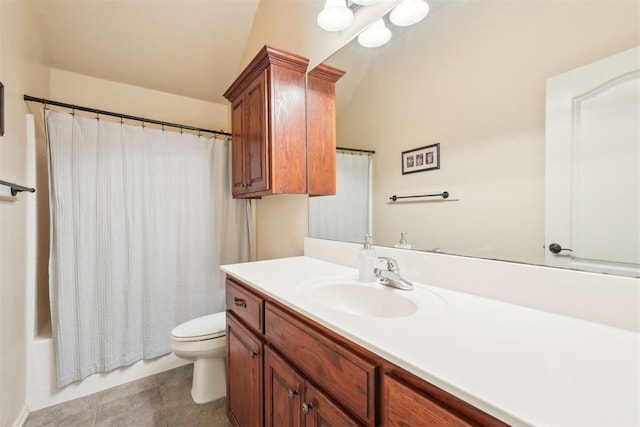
[222,256,639,426]
[224,273,503,426]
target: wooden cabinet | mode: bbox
[225,276,507,427]
[264,302,375,425]
[226,314,263,427]
[306,64,345,196]
[223,46,310,198]
[265,346,360,427]
[382,373,473,427]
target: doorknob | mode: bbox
[549,243,573,254]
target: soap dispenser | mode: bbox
[359,234,376,282]
[394,231,412,249]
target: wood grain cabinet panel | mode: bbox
[265,346,361,427]
[382,373,474,427]
[226,278,263,333]
[264,302,376,426]
[223,46,309,198]
[306,64,345,196]
[226,315,263,427]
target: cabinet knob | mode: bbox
[249,349,258,358]
[287,388,298,399]
[301,402,313,414]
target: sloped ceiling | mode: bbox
[33,0,261,104]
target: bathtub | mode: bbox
[26,322,189,411]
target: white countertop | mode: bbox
[221,256,640,426]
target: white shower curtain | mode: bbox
[46,110,252,387]
[308,151,371,243]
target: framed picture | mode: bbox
[401,143,440,174]
[0,82,4,136]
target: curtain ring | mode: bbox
[198,130,202,138]
[162,123,165,132]
[141,118,145,128]
[120,114,124,125]
[43,99,48,111]
[180,126,183,134]
[96,111,100,121]
[71,105,75,116]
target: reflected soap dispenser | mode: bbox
[359,234,376,282]
[394,231,412,249]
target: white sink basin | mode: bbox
[299,278,444,318]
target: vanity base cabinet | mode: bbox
[264,346,304,427]
[226,314,263,427]
[382,373,473,427]
[265,346,361,427]
[225,276,507,427]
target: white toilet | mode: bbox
[170,312,227,404]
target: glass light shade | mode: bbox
[390,0,430,27]
[351,0,380,5]
[317,0,354,32]
[357,19,392,48]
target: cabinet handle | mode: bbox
[549,243,573,254]
[301,402,313,414]
[287,388,298,399]
[233,297,247,308]
[250,349,258,358]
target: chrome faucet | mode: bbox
[373,257,414,291]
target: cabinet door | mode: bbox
[382,374,472,427]
[265,347,304,427]
[244,71,269,194]
[303,382,361,427]
[231,97,246,196]
[227,315,263,427]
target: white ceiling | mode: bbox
[33,0,261,104]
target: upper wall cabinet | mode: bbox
[307,64,345,196]
[224,46,310,198]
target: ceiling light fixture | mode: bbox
[357,19,392,48]
[317,0,354,32]
[390,0,430,27]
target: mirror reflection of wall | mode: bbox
[311,0,640,276]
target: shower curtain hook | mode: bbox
[71,105,75,116]
[198,130,202,138]
[161,122,165,132]
[96,111,100,121]
[141,118,145,128]
[120,114,124,125]
[180,126,183,134]
[43,99,48,111]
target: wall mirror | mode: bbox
[309,0,640,277]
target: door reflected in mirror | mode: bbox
[309,0,640,277]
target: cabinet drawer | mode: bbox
[265,302,376,425]
[382,374,472,427]
[226,278,263,333]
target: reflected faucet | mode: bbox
[373,257,414,291]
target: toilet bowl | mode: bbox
[171,312,226,404]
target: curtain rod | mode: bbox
[23,95,232,138]
[337,146,375,154]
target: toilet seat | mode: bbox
[171,312,226,342]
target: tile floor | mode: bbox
[24,364,232,427]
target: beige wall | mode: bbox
[0,1,49,425]
[335,0,640,264]
[241,0,399,260]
